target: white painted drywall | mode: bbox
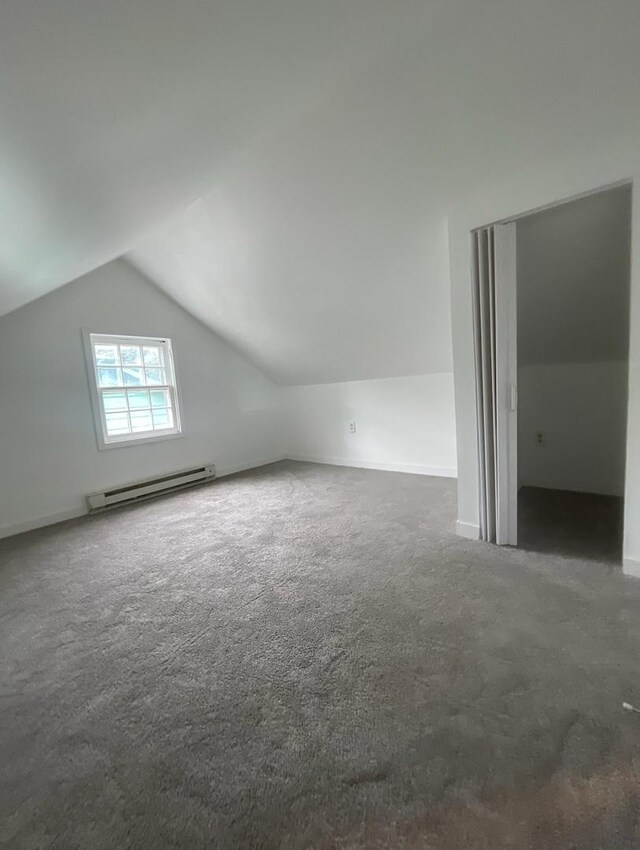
[285,374,457,477]
[129,208,454,385]
[0,260,284,537]
[0,1,430,315]
[448,131,640,571]
[4,3,640,386]
[518,362,628,496]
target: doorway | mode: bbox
[516,185,631,562]
[472,183,632,563]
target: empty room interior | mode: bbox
[516,186,632,563]
[3,3,640,849]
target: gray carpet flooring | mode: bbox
[2,460,640,849]
[519,485,624,564]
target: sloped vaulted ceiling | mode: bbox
[2,1,640,384]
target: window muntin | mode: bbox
[88,334,181,446]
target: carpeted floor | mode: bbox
[2,460,640,849]
[519,485,624,564]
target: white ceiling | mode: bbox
[2,1,640,383]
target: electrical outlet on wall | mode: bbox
[348,421,357,433]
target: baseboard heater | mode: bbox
[87,463,216,513]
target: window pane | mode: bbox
[145,368,166,386]
[89,334,180,444]
[152,408,173,429]
[123,368,145,386]
[127,389,150,409]
[95,345,118,366]
[150,389,171,408]
[98,367,122,387]
[105,412,130,435]
[143,346,163,367]
[102,391,127,411]
[130,410,153,432]
[120,345,142,366]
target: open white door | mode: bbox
[494,222,518,546]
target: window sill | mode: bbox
[97,430,185,451]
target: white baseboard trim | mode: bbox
[623,557,640,578]
[0,506,87,541]
[285,454,457,478]
[456,520,481,540]
[216,455,286,478]
[0,456,287,540]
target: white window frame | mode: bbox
[83,331,183,450]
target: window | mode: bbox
[86,333,182,448]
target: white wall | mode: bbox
[448,129,640,574]
[285,373,457,477]
[518,362,628,496]
[0,260,284,537]
[0,258,459,537]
